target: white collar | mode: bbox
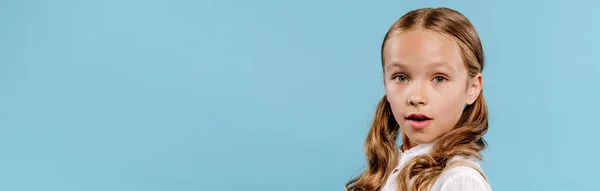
[397,141,436,167]
[397,140,479,168]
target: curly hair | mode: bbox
[346,7,488,191]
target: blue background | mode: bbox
[1,0,598,190]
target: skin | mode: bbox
[382,29,483,150]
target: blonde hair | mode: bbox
[346,7,488,191]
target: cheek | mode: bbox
[385,84,406,118]
[431,86,467,128]
[385,83,403,101]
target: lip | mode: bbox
[406,113,431,119]
[408,119,431,130]
[406,113,432,130]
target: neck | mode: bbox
[401,134,419,151]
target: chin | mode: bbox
[406,133,437,145]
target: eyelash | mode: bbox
[392,74,409,82]
[432,75,448,83]
[392,74,449,83]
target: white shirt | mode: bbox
[380,142,492,191]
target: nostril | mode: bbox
[408,95,426,106]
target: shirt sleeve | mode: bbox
[438,166,491,191]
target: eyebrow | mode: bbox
[385,62,407,71]
[429,62,457,72]
[385,61,457,72]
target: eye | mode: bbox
[432,75,448,83]
[393,74,409,82]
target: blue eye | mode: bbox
[394,74,408,82]
[433,76,447,83]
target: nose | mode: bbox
[407,84,428,106]
[408,95,427,106]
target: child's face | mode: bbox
[382,30,482,146]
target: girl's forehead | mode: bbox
[383,30,465,71]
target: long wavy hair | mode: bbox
[346,7,488,191]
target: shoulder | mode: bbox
[430,159,492,191]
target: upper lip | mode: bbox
[406,113,432,120]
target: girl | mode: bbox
[346,7,492,191]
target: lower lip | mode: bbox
[408,120,431,130]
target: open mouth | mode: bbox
[405,114,432,122]
[405,114,432,129]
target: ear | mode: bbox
[465,73,483,105]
